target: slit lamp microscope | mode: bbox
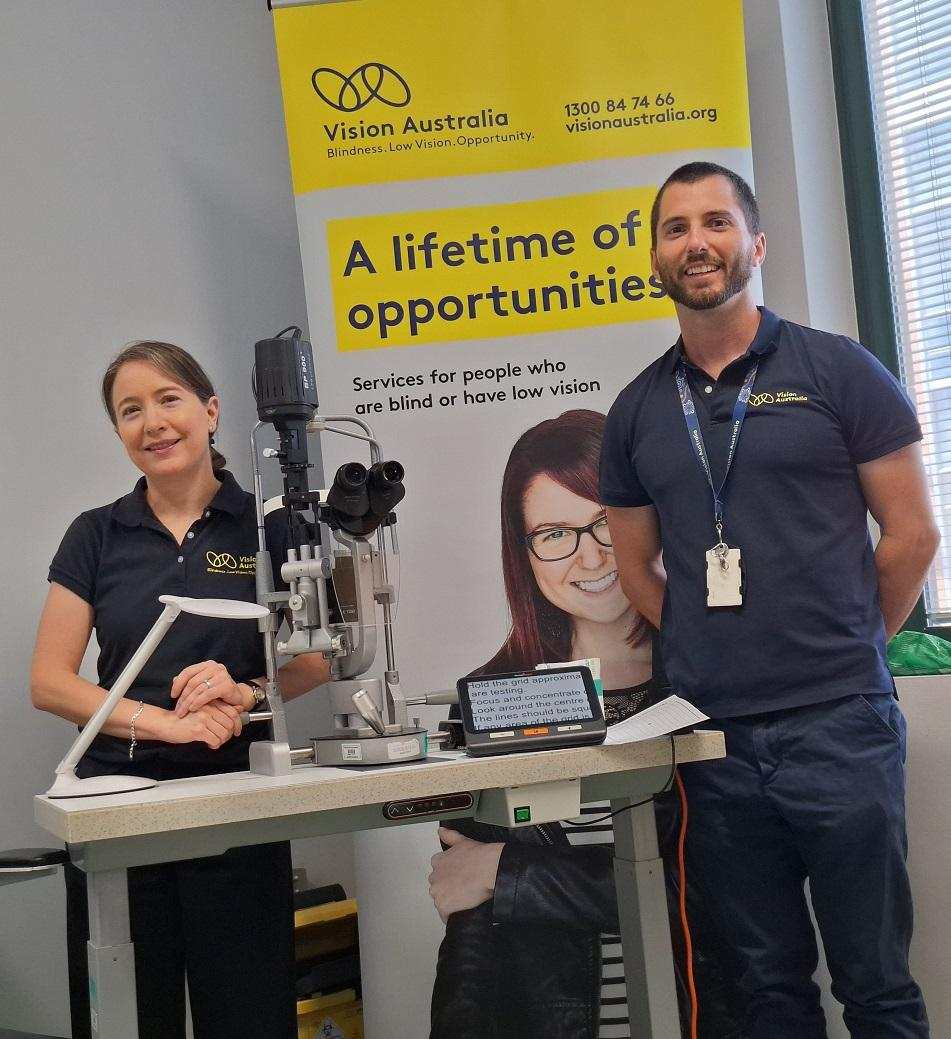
[245,327,456,775]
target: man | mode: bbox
[600,161,936,1038]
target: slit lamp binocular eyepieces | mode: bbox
[326,460,405,536]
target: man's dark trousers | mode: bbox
[680,693,929,1038]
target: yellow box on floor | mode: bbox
[297,988,363,1039]
[294,898,359,960]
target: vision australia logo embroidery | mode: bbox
[205,551,255,576]
[748,390,810,407]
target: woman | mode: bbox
[30,341,329,1039]
[428,409,742,1039]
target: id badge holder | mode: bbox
[706,545,743,607]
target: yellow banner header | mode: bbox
[273,0,750,193]
[327,186,673,350]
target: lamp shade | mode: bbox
[160,594,268,620]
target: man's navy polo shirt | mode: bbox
[600,308,921,718]
[48,470,294,776]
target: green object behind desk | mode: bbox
[888,630,951,676]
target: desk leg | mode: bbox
[86,868,139,1039]
[611,797,680,1039]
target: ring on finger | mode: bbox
[203,678,213,690]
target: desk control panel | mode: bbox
[382,792,474,821]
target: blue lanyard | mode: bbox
[675,359,758,543]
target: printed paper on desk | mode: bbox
[603,696,708,745]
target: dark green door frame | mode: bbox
[826,0,931,635]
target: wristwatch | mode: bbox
[245,679,268,709]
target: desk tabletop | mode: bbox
[36,731,724,845]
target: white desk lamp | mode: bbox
[46,594,269,799]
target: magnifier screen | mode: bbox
[466,671,594,731]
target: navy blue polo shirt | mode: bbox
[48,470,296,777]
[600,308,921,719]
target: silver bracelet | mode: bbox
[129,702,146,760]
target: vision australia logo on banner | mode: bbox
[311,62,412,112]
[310,59,521,159]
[272,0,750,193]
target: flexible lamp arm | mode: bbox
[46,595,268,799]
[53,599,184,779]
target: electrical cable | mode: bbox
[675,770,698,1039]
[562,733,677,827]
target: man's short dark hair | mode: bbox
[650,162,760,248]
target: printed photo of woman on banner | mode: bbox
[428,409,743,1039]
[478,409,652,700]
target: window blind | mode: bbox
[862,0,951,624]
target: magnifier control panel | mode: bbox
[456,666,606,756]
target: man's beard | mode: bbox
[655,248,754,311]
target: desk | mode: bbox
[36,731,724,1039]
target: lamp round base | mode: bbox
[46,773,158,799]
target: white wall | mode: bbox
[897,677,951,1028]
[0,3,353,1034]
[746,0,859,339]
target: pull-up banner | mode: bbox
[272,0,751,1028]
